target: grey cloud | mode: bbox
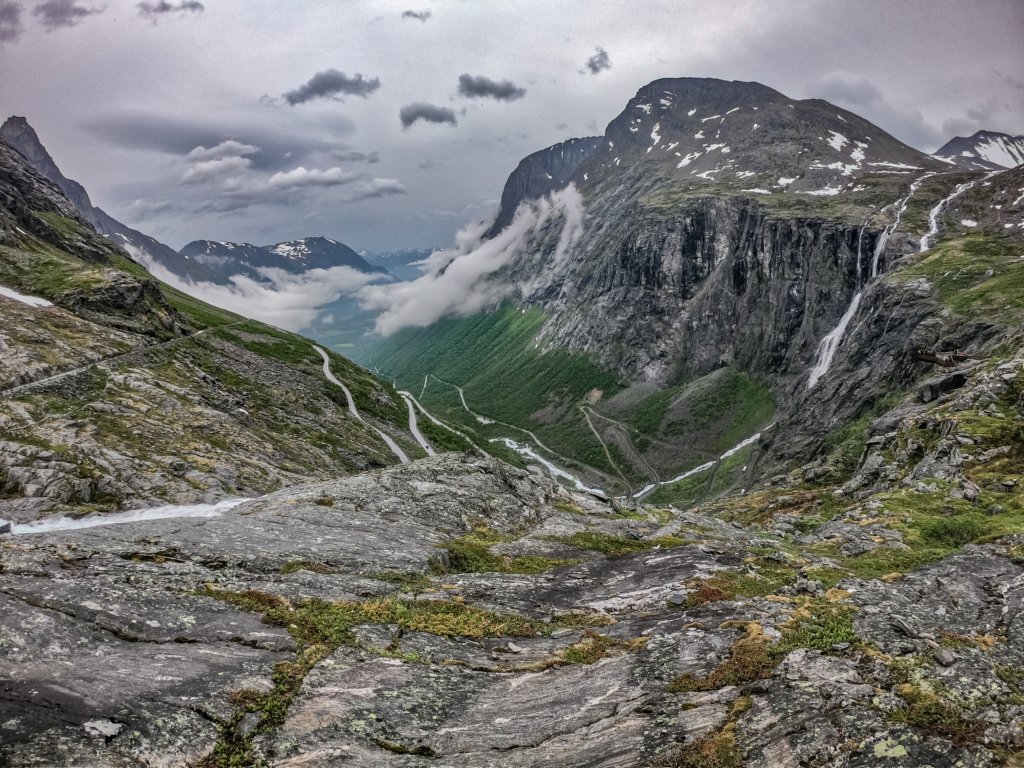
[137,0,202,19]
[400,103,457,128]
[81,112,355,171]
[457,73,526,102]
[941,97,1020,141]
[0,1,23,42]
[401,9,429,21]
[181,155,252,185]
[583,47,611,75]
[283,69,380,106]
[264,166,360,191]
[33,0,102,30]
[347,177,407,201]
[332,149,379,164]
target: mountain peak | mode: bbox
[934,130,1024,171]
[1,115,94,212]
[590,76,941,196]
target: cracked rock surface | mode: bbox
[3,454,1022,766]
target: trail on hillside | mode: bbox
[1,322,241,396]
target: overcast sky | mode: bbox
[2,0,1022,251]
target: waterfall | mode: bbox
[871,172,935,277]
[807,173,932,390]
[920,172,997,252]
[806,291,863,390]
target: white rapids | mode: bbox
[9,498,249,535]
[920,172,998,252]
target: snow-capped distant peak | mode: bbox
[934,130,1024,171]
[271,241,312,259]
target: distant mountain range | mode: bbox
[0,116,393,287]
[360,248,434,282]
[933,129,1024,171]
[179,237,388,283]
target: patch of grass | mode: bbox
[199,586,609,765]
[686,563,798,606]
[556,530,689,557]
[433,527,581,574]
[562,631,646,665]
[651,728,743,768]
[918,515,989,547]
[626,385,680,436]
[668,602,857,698]
[661,369,775,452]
[777,602,857,654]
[668,623,777,692]
[686,583,731,607]
[416,417,474,453]
[897,231,1024,323]
[889,666,985,746]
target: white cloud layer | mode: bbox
[359,184,584,336]
[125,244,386,331]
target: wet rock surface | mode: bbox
[2,454,1020,767]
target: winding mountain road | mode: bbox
[422,373,622,490]
[314,346,410,464]
[400,393,436,456]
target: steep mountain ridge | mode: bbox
[0,138,424,522]
[486,136,604,236]
[0,116,227,285]
[583,78,942,196]
[935,129,1024,171]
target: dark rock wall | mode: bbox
[486,137,603,237]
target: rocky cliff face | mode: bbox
[486,136,603,236]
[1,116,227,284]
